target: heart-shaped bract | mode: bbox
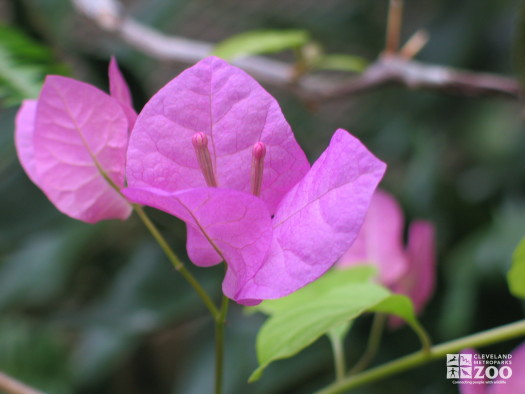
[15,59,135,223]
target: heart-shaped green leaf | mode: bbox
[248,266,428,382]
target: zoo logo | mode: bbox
[446,354,512,381]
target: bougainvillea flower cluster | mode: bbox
[337,189,436,314]
[15,56,386,305]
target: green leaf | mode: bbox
[249,265,378,315]
[248,267,429,382]
[0,25,68,106]
[508,236,525,298]
[213,30,310,60]
[249,282,390,382]
[327,321,352,345]
[371,294,432,352]
[314,54,368,73]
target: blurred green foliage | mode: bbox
[0,25,69,106]
[508,236,525,298]
[213,29,310,60]
[1,0,525,393]
[313,53,368,73]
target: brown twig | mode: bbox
[70,0,522,101]
[384,0,404,56]
[0,372,44,394]
[320,57,521,100]
[399,30,429,60]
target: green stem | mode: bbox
[101,167,226,389]
[329,332,346,382]
[215,295,229,394]
[133,204,219,318]
[317,319,525,394]
[350,313,386,375]
[132,204,229,393]
[410,320,432,355]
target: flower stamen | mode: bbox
[251,141,266,196]
[192,132,217,187]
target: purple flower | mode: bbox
[108,57,137,129]
[337,189,436,315]
[123,56,386,305]
[392,220,436,315]
[15,58,136,223]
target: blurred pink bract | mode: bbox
[338,189,436,315]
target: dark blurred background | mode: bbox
[1,0,525,393]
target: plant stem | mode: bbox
[133,204,219,318]
[215,295,229,394]
[350,313,386,375]
[116,182,226,389]
[329,331,346,382]
[0,372,44,394]
[316,319,525,394]
[133,204,230,393]
[97,164,218,318]
[410,320,432,355]
[399,29,429,59]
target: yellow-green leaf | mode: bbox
[249,265,377,316]
[213,30,310,60]
[508,236,525,298]
[314,54,368,73]
[248,266,428,382]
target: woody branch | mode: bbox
[0,372,44,394]
[71,0,521,101]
